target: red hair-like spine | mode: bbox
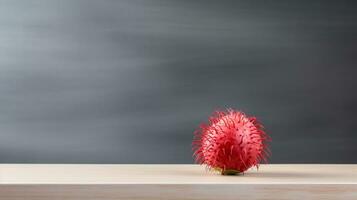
[193,109,271,175]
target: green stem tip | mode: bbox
[221,169,240,175]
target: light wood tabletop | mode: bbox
[0,164,356,199]
[0,164,356,184]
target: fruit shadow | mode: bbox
[243,171,327,178]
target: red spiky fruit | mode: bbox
[193,109,270,175]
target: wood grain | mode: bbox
[0,164,356,199]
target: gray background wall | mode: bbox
[0,0,356,163]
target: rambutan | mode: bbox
[193,109,271,175]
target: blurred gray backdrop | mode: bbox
[0,0,356,163]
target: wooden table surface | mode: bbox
[0,164,356,199]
